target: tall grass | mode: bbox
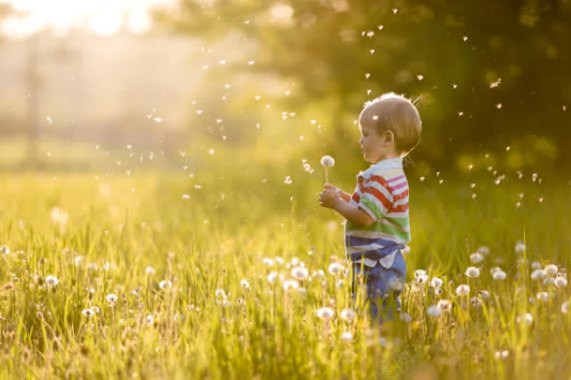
[0,166,569,379]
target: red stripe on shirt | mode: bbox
[393,189,409,202]
[363,186,392,210]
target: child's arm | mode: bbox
[319,184,374,227]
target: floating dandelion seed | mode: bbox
[426,305,441,318]
[320,155,335,183]
[455,284,470,297]
[328,262,345,276]
[465,266,480,278]
[291,266,309,281]
[316,307,335,320]
[45,275,59,288]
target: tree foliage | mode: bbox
[160,0,571,169]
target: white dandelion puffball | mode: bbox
[531,269,546,281]
[517,312,533,326]
[0,245,9,255]
[536,292,549,302]
[554,276,568,289]
[455,284,470,297]
[514,241,526,253]
[470,252,484,264]
[328,262,345,276]
[145,266,156,275]
[340,308,356,321]
[291,266,309,281]
[430,277,443,288]
[316,307,335,320]
[45,275,59,287]
[106,293,118,303]
[426,305,441,318]
[267,271,278,284]
[492,270,507,281]
[544,264,558,276]
[437,299,452,311]
[414,269,429,284]
[465,266,480,278]
[340,331,353,342]
[320,155,335,168]
[240,279,251,289]
[159,280,173,290]
[282,279,299,292]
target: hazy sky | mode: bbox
[0,0,176,37]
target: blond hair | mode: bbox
[359,93,422,156]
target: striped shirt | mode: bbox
[345,157,411,268]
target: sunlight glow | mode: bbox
[0,0,175,38]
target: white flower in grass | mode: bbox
[430,277,443,288]
[514,241,526,253]
[426,305,441,318]
[470,252,484,264]
[267,271,278,284]
[159,280,173,290]
[239,279,250,289]
[0,245,9,255]
[492,270,507,281]
[554,275,568,289]
[414,269,428,284]
[340,308,356,322]
[455,284,470,297]
[545,264,558,276]
[45,275,59,288]
[320,155,335,168]
[106,293,118,304]
[145,266,156,275]
[282,279,299,292]
[517,313,533,326]
[82,308,94,317]
[316,307,335,320]
[495,350,509,360]
[340,331,353,342]
[531,269,546,281]
[400,312,413,323]
[536,292,549,302]
[291,266,309,281]
[465,266,480,278]
[328,263,345,276]
[562,301,569,314]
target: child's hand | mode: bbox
[319,183,342,209]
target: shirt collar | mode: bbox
[358,157,403,180]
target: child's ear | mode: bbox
[384,130,395,143]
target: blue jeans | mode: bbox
[351,252,406,324]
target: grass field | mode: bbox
[0,163,569,379]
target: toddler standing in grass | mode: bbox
[319,93,422,324]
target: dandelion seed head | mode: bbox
[517,312,533,326]
[414,269,428,284]
[465,266,480,278]
[340,331,353,342]
[145,266,156,275]
[536,292,549,302]
[554,276,568,289]
[316,307,335,320]
[159,280,173,290]
[340,308,356,321]
[455,284,470,297]
[492,270,507,281]
[437,299,452,311]
[282,279,299,292]
[240,279,250,289]
[531,269,546,281]
[328,262,345,276]
[267,271,278,284]
[426,305,441,318]
[320,155,335,168]
[45,275,59,287]
[106,293,118,304]
[470,252,484,264]
[430,277,443,288]
[514,241,526,254]
[545,264,558,276]
[0,245,10,255]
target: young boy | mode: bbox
[319,93,422,323]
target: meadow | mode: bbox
[0,158,569,379]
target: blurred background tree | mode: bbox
[159,0,571,172]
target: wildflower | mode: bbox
[517,313,533,326]
[291,266,309,281]
[159,280,173,290]
[282,279,299,292]
[106,293,118,304]
[492,270,507,281]
[0,245,9,255]
[554,275,568,289]
[470,252,484,264]
[240,279,250,289]
[430,277,443,288]
[455,284,470,297]
[328,263,345,276]
[320,155,335,183]
[536,292,549,302]
[45,275,59,288]
[426,305,441,318]
[465,266,480,278]
[340,331,353,342]
[267,271,278,284]
[531,269,546,281]
[514,241,526,254]
[145,266,156,275]
[544,264,558,276]
[400,312,412,323]
[316,307,335,320]
[340,308,356,321]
